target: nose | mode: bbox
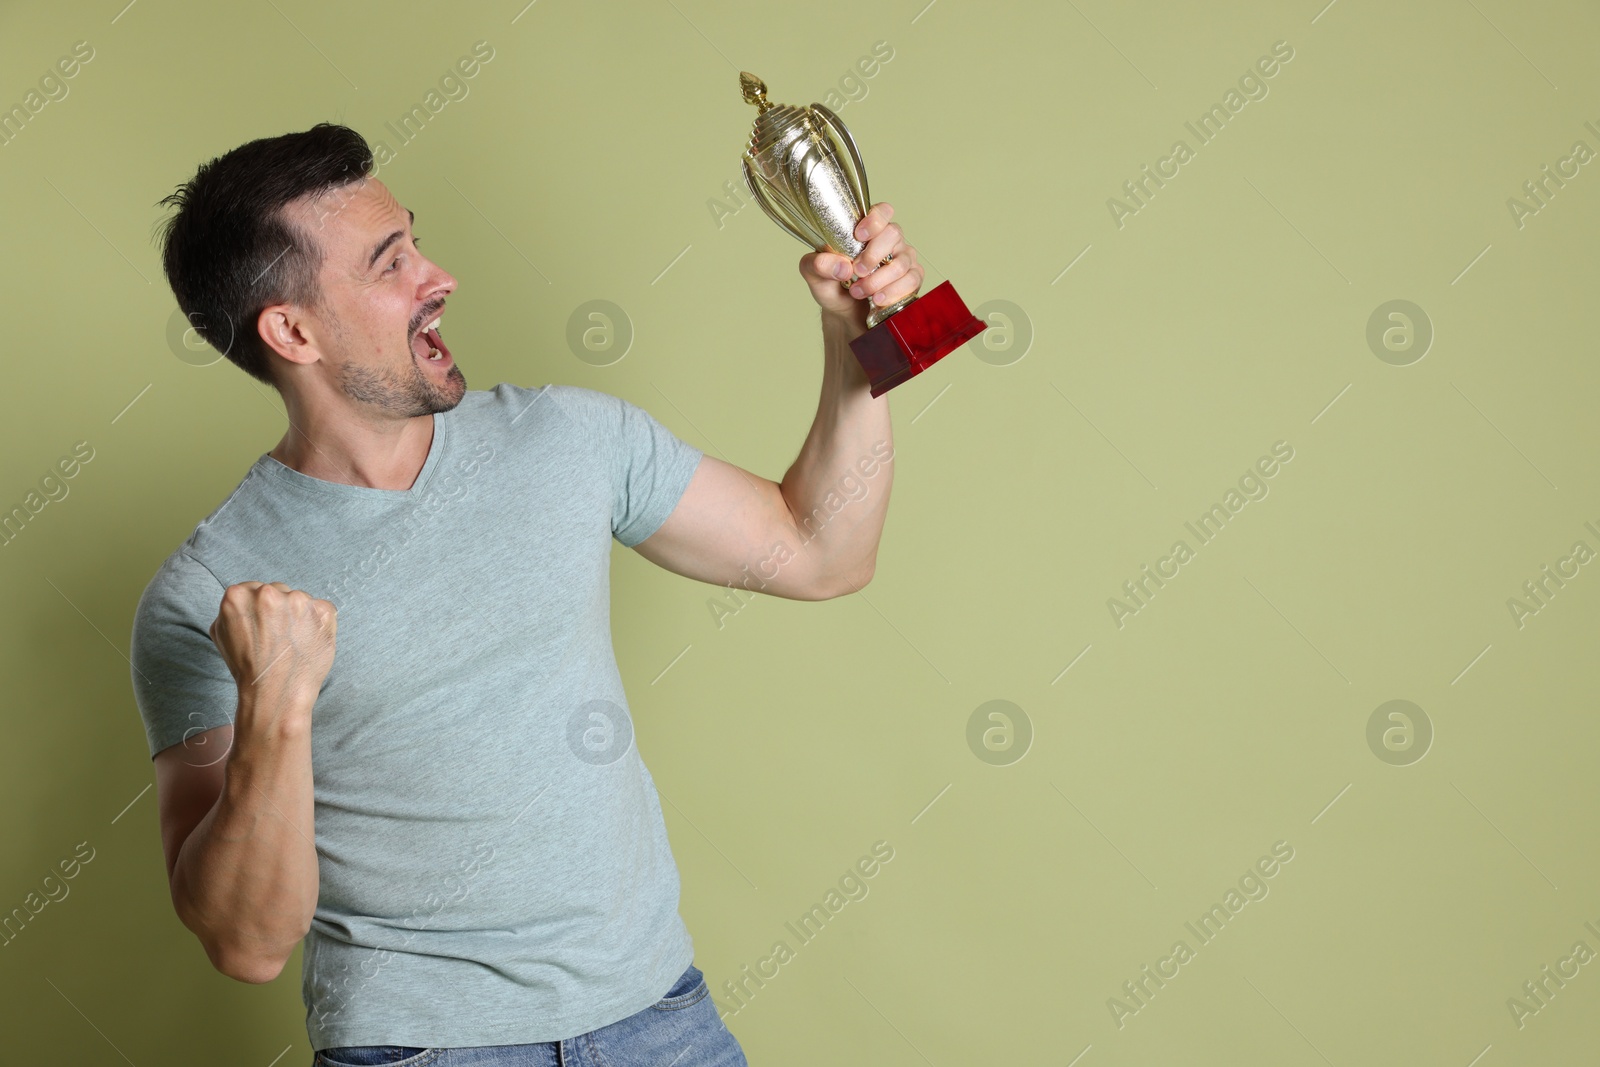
[420,255,457,301]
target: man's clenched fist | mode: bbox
[209,581,338,702]
[799,201,924,324]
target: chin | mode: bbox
[418,364,467,415]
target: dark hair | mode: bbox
[155,123,374,387]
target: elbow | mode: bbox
[209,939,292,984]
[169,866,307,985]
[221,956,287,985]
[823,562,875,599]
[182,902,297,984]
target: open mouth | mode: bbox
[411,313,453,366]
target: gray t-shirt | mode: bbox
[129,382,706,1049]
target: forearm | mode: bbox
[778,307,895,594]
[171,691,319,982]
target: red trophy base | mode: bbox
[849,280,987,398]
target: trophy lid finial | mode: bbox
[739,72,773,113]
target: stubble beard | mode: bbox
[336,349,467,417]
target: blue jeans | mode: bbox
[312,963,748,1067]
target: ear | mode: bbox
[257,304,320,368]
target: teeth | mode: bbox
[427,348,442,360]
[424,316,442,333]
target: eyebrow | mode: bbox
[365,209,415,272]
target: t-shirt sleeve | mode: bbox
[550,385,704,548]
[130,550,236,760]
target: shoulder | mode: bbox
[452,382,614,425]
[462,382,642,432]
[136,460,264,621]
[135,548,225,622]
[131,548,227,659]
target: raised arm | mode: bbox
[155,581,335,982]
[632,203,918,600]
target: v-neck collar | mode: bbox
[255,412,451,501]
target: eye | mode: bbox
[382,235,420,276]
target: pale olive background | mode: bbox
[2,0,1597,1063]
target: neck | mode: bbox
[269,395,436,491]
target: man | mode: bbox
[131,123,921,1065]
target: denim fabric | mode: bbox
[313,963,748,1067]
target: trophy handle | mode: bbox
[742,157,830,250]
[809,103,871,216]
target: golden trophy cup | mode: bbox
[739,72,986,397]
